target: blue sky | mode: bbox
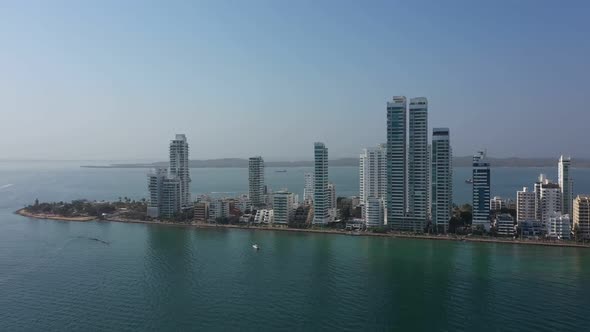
[1,0,589,160]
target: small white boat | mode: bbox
[252,244,260,250]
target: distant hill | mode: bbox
[81,157,590,168]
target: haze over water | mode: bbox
[1,162,590,331]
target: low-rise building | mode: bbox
[254,209,274,224]
[547,212,571,240]
[494,213,515,236]
[490,196,507,212]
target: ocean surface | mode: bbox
[1,161,590,331]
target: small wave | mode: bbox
[0,184,14,190]
[76,236,110,245]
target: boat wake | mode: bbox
[0,184,14,190]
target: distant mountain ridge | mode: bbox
[81,157,590,168]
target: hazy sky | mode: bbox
[1,0,589,161]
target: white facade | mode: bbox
[147,167,181,219]
[249,156,265,208]
[359,144,387,205]
[386,96,407,230]
[559,155,573,217]
[472,151,491,228]
[313,142,330,225]
[303,172,314,204]
[431,128,452,232]
[517,187,536,223]
[539,179,561,227]
[169,134,191,209]
[490,196,507,211]
[273,191,295,224]
[254,209,274,224]
[365,197,384,228]
[547,212,571,239]
[408,97,429,231]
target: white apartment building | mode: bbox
[169,134,191,209]
[273,191,295,224]
[365,197,384,228]
[303,172,314,204]
[547,212,571,240]
[517,187,536,223]
[490,196,507,211]
[254,209,274,224]
[359,144,387,205]
[209,199,230,222]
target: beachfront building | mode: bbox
[490,196,507,211]
[408,97,429,232]
[517,187,537,223]
[431,128,452,233]
[160,177,181,219]
[365,197,384,228]
[254,209,274,224]
[573,195,590,240]
[147,168,181,219]
[472,151,491,230]
[547,212,571,240]
[273,191,295,225]
[194,201,209,222]
[209,199,230,222]
[313,142,330,225]
[248,156,265,208]
[538,178,561,226]
[386,96,407,231]
[303,172,314,204]
[359,144,387,205]
[494,213,515,237]
[559,155,573,217]
[169,134,191,209]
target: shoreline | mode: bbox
[15,208,590,249]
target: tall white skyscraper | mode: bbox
[313,142,330,225]
[386,96,407,230]
[431,128,452,233]
[303,172,314,204]
[408,97,429,231]
[169,134,191,209]
[248,156,265,208]
[558,155,573,217]
[516,187,536,222]
[359,144,387,205]
[472,151,491,228]
[539,180,561,227]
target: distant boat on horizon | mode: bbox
[275,170,287,173]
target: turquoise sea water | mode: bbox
[1,161,590,331]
